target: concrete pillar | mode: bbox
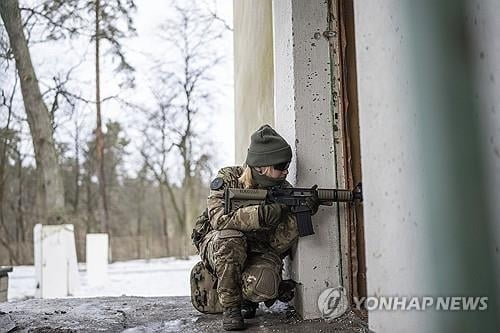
[273,0,343,319]
[86,233,109,286]
[233,0,274,164]
[354,0,498,331]
[469,0,500,284]
[33,224,80,298]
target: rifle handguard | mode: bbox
[317,189,353,202]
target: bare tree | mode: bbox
[61,108,86,215]
[139,2,227,255]
[0,1,230,264]
[12,137,26,245]
[204,0,233,32]
[11,0,137,234]
[168,3,225,253]
[0,0,65,223]
[91,0,136,233]
[135,164,148,237]
[140,90,178,256]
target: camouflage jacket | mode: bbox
[206,166,299,255]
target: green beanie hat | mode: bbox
[245,124,292,167]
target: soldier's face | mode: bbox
[255,165,289,179]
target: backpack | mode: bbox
[190,261,223,314]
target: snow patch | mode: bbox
[8,256,200,301]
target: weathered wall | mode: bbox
[354,0,499,331]
[233,0,274,164]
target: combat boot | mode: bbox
[222,306,244,331]
[277,280,297,302]
[241,300,258,319]
[265,280,297,307]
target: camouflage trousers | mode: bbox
[199,229,288,308]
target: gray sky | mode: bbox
[116,0,235,171]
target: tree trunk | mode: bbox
[85,174,95,233]
[95,0,109,233]
[73,124,81,213]
[158,182,169,256]
[0,108,12,237]
[0,107,17,264]
[0,0,65,223]
[183,175,197,256]
[136,176,144,237]
[16,152,25,242]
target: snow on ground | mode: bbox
[8,256,200,301]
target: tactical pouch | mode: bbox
[190,261,223,314]
[191,209,211,251]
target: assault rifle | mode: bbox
[224,184,362,237]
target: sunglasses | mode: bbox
[273,161,290,171]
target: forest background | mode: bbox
[0,0,234,264]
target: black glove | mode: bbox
[305,185,320,216]
[258,203,290,229]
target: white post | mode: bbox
[33,224,80,298]
[86,233,109,286]
[34,224,42,299]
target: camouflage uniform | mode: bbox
[198,166,299,308]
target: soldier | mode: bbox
[191,124,320,331]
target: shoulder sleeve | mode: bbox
[206,167,262,231]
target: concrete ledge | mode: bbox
[0,267,12,303]
[0,296,369,332]
[0,267,12,277]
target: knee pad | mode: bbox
[242,252,282,303]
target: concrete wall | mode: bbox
[233,0,274,164]
[354,3,431,330]
[354,1,499,331]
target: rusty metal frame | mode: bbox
[327,0,367,305]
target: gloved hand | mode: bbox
[258,203,290,229]
[305,185,320,216]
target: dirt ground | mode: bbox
[0,296,370,332]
